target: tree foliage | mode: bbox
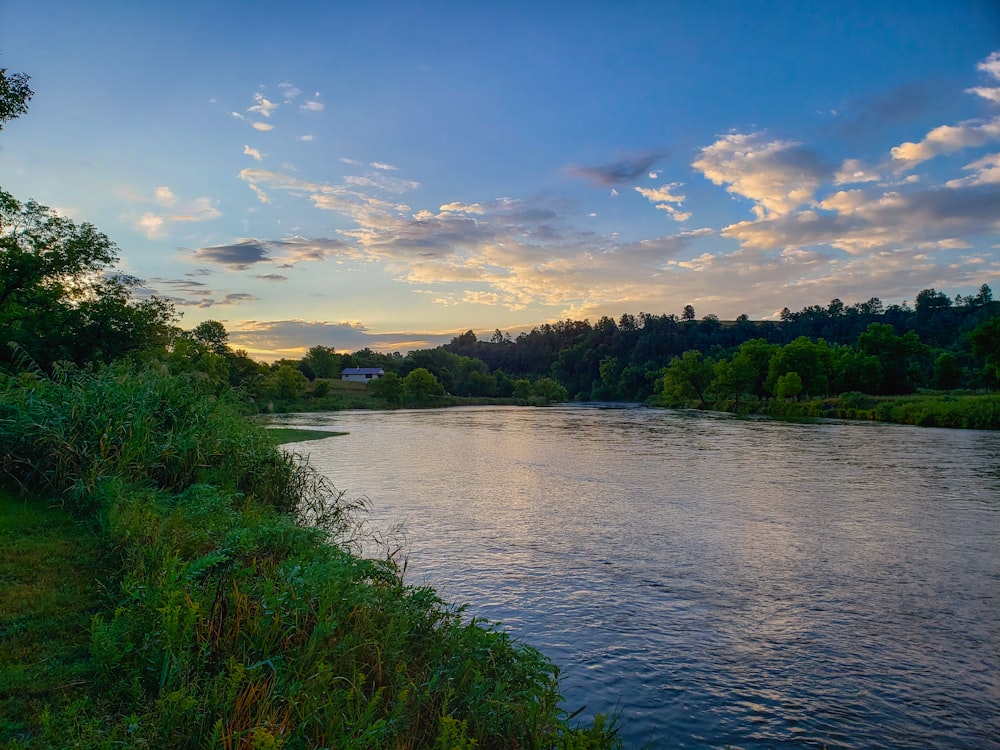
[0,189,177,370]
[0,66,33,129]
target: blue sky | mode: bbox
[2,1,999,360]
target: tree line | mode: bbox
[2,170,996,408]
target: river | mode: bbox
[270,405,1000,749]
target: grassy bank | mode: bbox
[664,392,1000,430]
[0,364,621,749]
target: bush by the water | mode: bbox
[0,364,621,748]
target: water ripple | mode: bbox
[275,405,1000,749]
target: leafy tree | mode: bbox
[303,345,342,379]
[713,355,755,408]
[403,367,445,402]
[766,337,833,397]
[269,364,308,400]
[969,317,1000,385]
[512,378,533,400]
[660,350,714,405]
[0,189,176,370]
[0,66,33,129]
[368,371,404,405]
[531,377,569,404]
[932,352,963,391]
[857,323,928,394]
[832,347,883,394]
[681,304,696,321]
[775,371,803,400]
[191,320,230,356]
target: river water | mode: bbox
[270,405,1000,749]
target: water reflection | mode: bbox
[273,405,1000,749]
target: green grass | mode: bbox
[0,491,110,747]
[267,427,346,444]
[0,364,622,749]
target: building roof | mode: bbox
[341,367,385,375]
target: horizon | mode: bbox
[2,2,999,361]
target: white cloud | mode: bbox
[248,92,278,118]
[635,183,685,204]
[371,162,397,171]
[890,116,1000,169]
[635,183,690,222]
[135,213,166,239]
[297,134,316,142]
[977,51,1000,81]
[834,159,882,185]
[170,196,221,222]
[243,145,264,161]
[692,132,828,219]
[252,122,274,131]
[278,82,302,100]
[967,87,1000,104]
[946,152,1000,187]
[154,186,177,206]
[300,100,324,112]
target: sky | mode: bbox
[2,1,999,361]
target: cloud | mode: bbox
[371,162,397,171]
[692,132,830,219]
[967,51,1000,102]
[243,145,264,161]
[252,122,274,131]
[833,79,955,138]
[154,186,177,206]
[722,181,1000,254]
[255,274,288,281]
[226,319,441,359]
[248,92,278,118]
[834,159,882,185]
[300,100,324,112]
[135,213,166,239]
[141,277,260,309]
[127,189,221,238]
[890,115,1000,169]
[297,134,316,142]
[635,183,691,222]
[278,82,302,100]
[170,196,221,222]
[191,236,348,269]
[193,240,270,269]
[946,152,1000,187]
[568,151,665,185]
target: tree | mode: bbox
[531,377,569,404]
[857,323,928,394]
[303,345,342,379]
[775,371,803,400]
[681,304,696,321]
[512,378,533,400]
[932,352,963,391]
[0,67,33,129]
[191,320,230,356]
[766,337,833,397]
[713,355,755,408]
[403,367,445,402]
[660,350,714,405]
[0,189,176,369]
[969,317,1000,386]
[368,371,404,405]
[269,364,308,400]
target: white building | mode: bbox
[340,367,385,382]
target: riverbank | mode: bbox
[0,365,621,748]
[707,391,1000,430]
